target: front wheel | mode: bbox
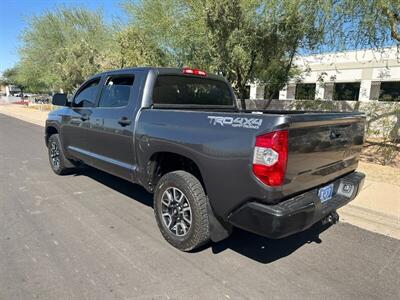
[154,171,210,251]
[48,134,75,175]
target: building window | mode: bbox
[295,83,316,100]
[379,81,400,102]
[333,82,360,101]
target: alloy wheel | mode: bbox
[161,187,192,237]
[50,141,61,169]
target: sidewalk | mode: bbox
[1,104,399,239]
[0,103,49,126]
[338,162,400,239]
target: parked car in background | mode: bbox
[45,67,366,251]
[34,94,50,104]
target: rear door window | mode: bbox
[153,75,233,106]
[98,75,134,108]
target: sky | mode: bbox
[0,0,127,73]
[0,1,396,74]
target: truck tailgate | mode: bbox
[284,113,365,196]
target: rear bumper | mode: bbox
[228,172,365,239]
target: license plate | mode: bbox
[318,184,334,203]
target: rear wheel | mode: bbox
[48,134,75,175]
[154,171,210,251]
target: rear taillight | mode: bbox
[252,130,288,186]
[182,68,207,76]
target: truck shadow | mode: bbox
[75,167,154,207]
[75,167,333,264]
[209,223,332,264]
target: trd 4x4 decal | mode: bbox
[207,116,263,129]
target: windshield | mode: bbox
[153,75,234,106]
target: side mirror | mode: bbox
[52,93,68,106]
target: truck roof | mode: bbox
[88,67,225,81]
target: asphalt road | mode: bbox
[1,113,399,300]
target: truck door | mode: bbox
[61,77,101,161]
[85,72,143,181]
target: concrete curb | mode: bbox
[339,204,400,240]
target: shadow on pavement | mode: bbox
[74,167,154,208]
[209,223,331,264]
[73,167,332,264]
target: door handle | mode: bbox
[80,114,90,121]
[118,117,131,127]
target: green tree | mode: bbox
[124,0,327,109]
[13,1,400,104]
[0,67,38,94]
[2,65,49,93]
[122,0,212,67]
[324,0,400,49]
[18,7,113,93]
[113,26,168,68]
[0,68,18,85]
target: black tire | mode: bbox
[154,171,210,251]
[47,134,75,175]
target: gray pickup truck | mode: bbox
[46,67,365,251]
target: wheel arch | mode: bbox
[147,151,205,193]
[146,151,232,242]
[45,125,59,146]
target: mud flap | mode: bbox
[207,202,232,242]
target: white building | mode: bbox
[250,46,400,102]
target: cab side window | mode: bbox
[98,75,134,108]
[73,78,100,107]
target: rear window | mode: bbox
[153,75,233,106]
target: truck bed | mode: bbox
[136,107,365,219]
